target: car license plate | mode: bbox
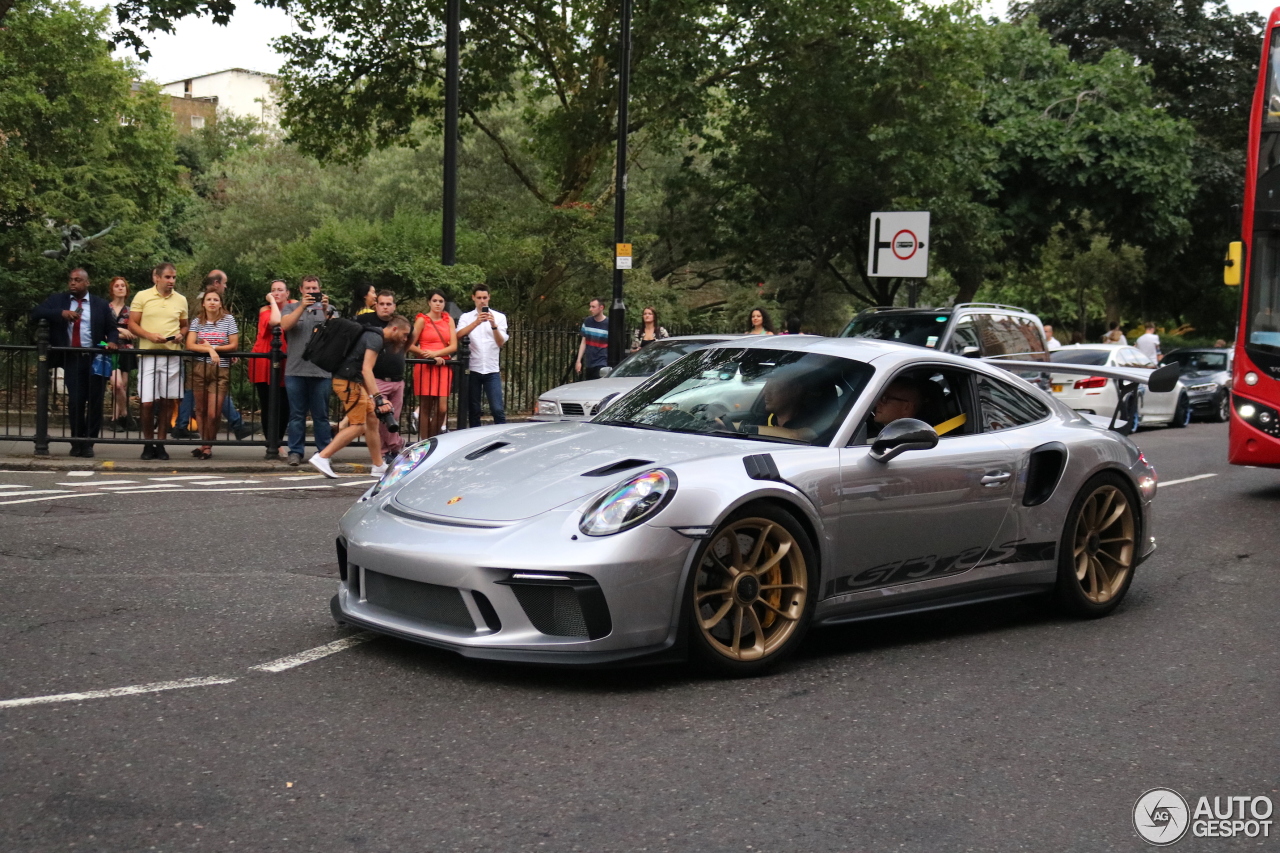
[1051,384,1063,393]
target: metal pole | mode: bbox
[442,0,459,266]
[267,326,283,454]
[607,0,632,367]
[34,319,50,456]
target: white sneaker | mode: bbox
[308,454,337,479]
[370,464,388,477]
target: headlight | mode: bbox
[1187,382,1217,393]
[536,399,559,416]
[371,438,436,496]
[579,469,677,536]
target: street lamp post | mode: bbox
[608,0,632,367]
[442,0,459,267]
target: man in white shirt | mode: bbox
[456,285,508,427]
[1044,324,1062,351]
[1135,323,1162,362]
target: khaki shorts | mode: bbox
[333,378,374,426]
[191,360,231,395]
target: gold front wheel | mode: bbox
[690,508,814,673]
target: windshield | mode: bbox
[596,348,874,446]
[1248,231,1280,352]
[611,339,721,378]
[1050,349,1110,366]
[1163,351,1227,372]
[842,312,950,348]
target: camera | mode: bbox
[373,395,399,433]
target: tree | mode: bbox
[0,0,185,328]
[1010,0,1262,333]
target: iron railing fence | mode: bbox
[2,319,734,455]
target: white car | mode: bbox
[1049,344,1189,430]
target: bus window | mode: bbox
[1268,32,1280,125]
[1249,232,1280,350]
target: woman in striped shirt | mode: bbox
[186,291,240,459]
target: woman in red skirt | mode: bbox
[250,280,296,458]
[410,289,457,439]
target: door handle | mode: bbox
[981,471,1012,486]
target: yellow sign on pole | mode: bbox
[615,243,632,270]
[1224,241,1243,286]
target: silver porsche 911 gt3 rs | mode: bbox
[332,337,1162,675]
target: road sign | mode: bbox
[615,243,632,270]
[868,211,930,278]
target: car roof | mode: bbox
[696,332,1026,375]
[658,334,751,343]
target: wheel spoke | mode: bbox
[1085,558,1099,596]
[1095,490,1115,530]
[1099,499,1127,531]
[699,599,733,631]
[1096,549,1127,566]
[727,529,745,570]
[1099,535,1132,545]
[755,539,792,575]
[696,587,732,603]
[758,597,799,622]
[1075,552,1089,582]
[759,582,804,592]
[742,606,767,659]
[745,523,773,571]
[707,550,739,578]
[730,606,744,655]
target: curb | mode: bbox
[0,457,375,475]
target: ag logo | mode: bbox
[1134,788,1190,845]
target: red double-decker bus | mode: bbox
[1228,8,1280,466]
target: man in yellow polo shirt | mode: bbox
[128,262,189,460]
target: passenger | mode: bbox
[866,378,924,438]
[718,365,834,442]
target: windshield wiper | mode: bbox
[701,428,807,445]
[593,419,671,432]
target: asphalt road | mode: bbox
[1,422,1276,852]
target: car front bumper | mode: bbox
[333,497,698,664]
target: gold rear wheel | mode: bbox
[1057,474,1139,616]
[693,516,809,664]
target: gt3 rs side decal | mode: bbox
[822,539,1058,598]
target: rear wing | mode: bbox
[986,359,1181,432]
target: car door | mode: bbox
[1125,348,1175,421]
[828,367,1020,604]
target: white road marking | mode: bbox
[0,492,107,506]
[102,483,183,490]
[148,475,221,481]
[250,634,375,672]
[56,480,138,487]
[1159,473,1219,487]
[0,489,71,497]
[64,471,95,477]
[337,480,372,487]
[0,484,34,489]
[186,479,262,485]
[280,474,326,480]
[0,676,237,710]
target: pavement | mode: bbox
[1,420,1276,851]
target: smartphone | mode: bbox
[165,335,179,342]
[479,306,491,316]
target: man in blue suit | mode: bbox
[31,268,118,457]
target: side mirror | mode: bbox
[598,366,613,378]
[870,418,939,463]
[1149,363,1180,393]
[960,346,981,358]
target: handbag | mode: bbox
[91,351,113,378]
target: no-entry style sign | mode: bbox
[867,211,930,278]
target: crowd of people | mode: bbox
[31,265,513,470]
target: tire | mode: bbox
[1054,473,1139,618]
[1212,391,1230,423]
[685,504,818,677]
[1169,393,1190,428]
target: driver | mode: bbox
[866,377,924,438]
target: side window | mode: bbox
[948,319,980,354]
[976,375,1050,431]
[860,367,978,443]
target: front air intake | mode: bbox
[498,573,612,639]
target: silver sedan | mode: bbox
[334,337,1161,675]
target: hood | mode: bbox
[1179,369,1225,382]
[540,376,644,404]
[393,421,736,521]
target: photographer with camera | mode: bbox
[360,289,410,462]
[308,314,411,479]
[279,276,335,466]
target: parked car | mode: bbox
[1161,347,1232,422]
[334,336,1164,675]
[1049,344,1189,429]
[532,335,747,422]
[840,302,1050,361]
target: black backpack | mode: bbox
[301,316,365,374]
